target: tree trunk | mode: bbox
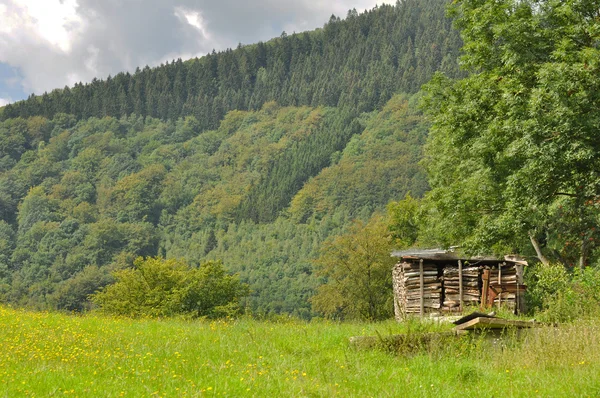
[549,248,569,269]
[529,232,550,266]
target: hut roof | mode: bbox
[391,248,527,265]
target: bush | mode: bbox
[90,257,249,319]
[526,263,600,322]
[525,263,570,312]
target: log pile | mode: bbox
[392,258,526,318]
[489,264,519,310]
[394,261,442,314]
[442,266,480,311]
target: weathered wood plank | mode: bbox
[454,317,538,331]
[481,268,490,308]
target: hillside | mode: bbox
[0,93,428,316]
[0,0,456,316]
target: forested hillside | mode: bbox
[0,0,458,316]
[0,94,428,316]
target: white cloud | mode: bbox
[5,0,83,53]
[0,4,17,35]
[0,97,12,106]
[175,7,211,40]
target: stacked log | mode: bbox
[394,261,442,314]
[392,259,526,319]
[442,266,480,310]
[489,263,519,309]
[392,263,406,320]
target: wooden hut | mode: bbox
[391,249,527,320]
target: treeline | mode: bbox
[0,0,461,130]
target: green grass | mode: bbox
[1,306,600,397]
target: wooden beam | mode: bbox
[419,259,424,318]
[515,263,524,285]
[515,263,525,314]
[481,268,490,308]
[458,259,463,312]
[497,264,503,310]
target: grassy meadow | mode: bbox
[1,306,600,397]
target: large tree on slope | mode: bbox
[422,0,600,268]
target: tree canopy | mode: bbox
[311,215,396,321]
[91,257,248,319]
[421,0,600,268]
[1,0,461,130]
[0,93,430,316]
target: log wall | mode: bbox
[392,259,525,318]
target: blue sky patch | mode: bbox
[0,62,27,103]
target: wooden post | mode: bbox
[481,268,490,308]
[392,266,400,321]
[458,260,463,312]
[515,263,525,314]
[419,259,424,318]
[515,263,524,285]
[497,263,503,310]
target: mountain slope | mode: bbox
[0,1,458,316]
[0,93,428,315]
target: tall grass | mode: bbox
[1,306,599,397]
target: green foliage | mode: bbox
[91,257,248,319]
[421,0,600,265]
[104,164,166,223]
[311,215,396,321]
[288,95,429,223]
[0,1,453,316]
[387,193,421,248]
[192,215,349,319]
[525,263,570,312]
[0,91,431,316]
[48,265,113,312]
[17,187,60,235]
[237,108,363,223]
[0,221,14,280]
[526,264,600,323]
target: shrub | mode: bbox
[525,263,570,312]
[90,257,249,319]
[526,263,600,322]
[311,215,395,321]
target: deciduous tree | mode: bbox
[422,0,600,267]
[91,257,248,318]
[311,215,395,320]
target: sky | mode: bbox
[0,0,394,105]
